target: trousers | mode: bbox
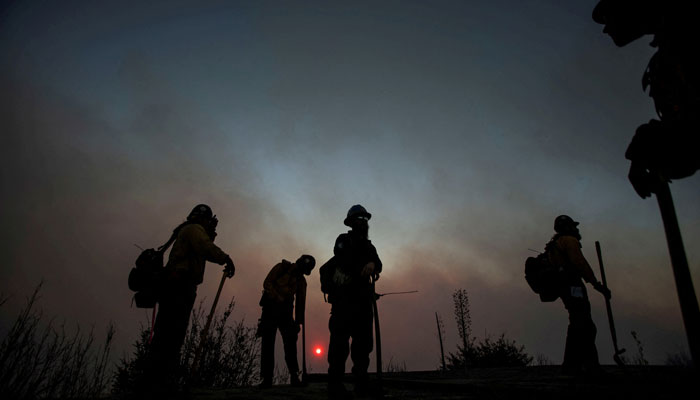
[146,279,197,386]
[327,301,374,384]
[259,302,299,381]
[560,282,599,371]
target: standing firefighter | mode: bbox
[322,204,382,398]
[258,254,316,387]
[146,204,235,390]
[548,215,611,375]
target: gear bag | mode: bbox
[128,230,179,308]
[319,256,338,302]
[525,242,563,302]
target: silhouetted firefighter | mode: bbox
[144,204,235,393]
[257,254,316,388]
[592,0,700,365]
[548,216,610,375]
[320,204,382,398]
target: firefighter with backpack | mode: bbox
[257,254,316,388]
[321,205,382,398]
[144,204,236,392]
[547,215,611,375]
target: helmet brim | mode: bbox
[344,212,371,226]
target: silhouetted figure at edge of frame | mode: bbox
[257,254,316,388]
[144,204,235,393]
[592,0,699,198]
[324,205,382,399]
[547,215,611,376]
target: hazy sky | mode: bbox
[1,0,698,372]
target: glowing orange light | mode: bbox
[315,347,323,356]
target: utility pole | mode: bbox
[655,175,700,365]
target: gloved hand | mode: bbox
[593,281,611,300]
[224,257,236,278]
[294,320,301,333]
[361,262,376,278]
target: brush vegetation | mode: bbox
[447,289,532,369]
[0,283,114,399]
[112,298,259,394]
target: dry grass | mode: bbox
[112,298,260,394]
[0,282,114,399]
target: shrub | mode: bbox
[446,288,532,369]
[447,333,532,369]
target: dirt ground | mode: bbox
[172,366,695,400]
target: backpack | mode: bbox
[524,242,563,302]
[319,256,338,302]
[128,229,179,308]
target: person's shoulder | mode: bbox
[178,223,207,240]
[557,235,580,248]
[336,232,350,240]
[335,232,352,245]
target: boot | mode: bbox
[290,373,307,387]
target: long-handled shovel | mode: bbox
[371,277,382,391]
[595,241,626,366]
[302,322,307,382]
[191,270,228,377]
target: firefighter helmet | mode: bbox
[187,204,213,221]
[344,204,372,226]
[554,215,579,233]
[296,254,316,273]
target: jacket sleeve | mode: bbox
[370,243,382,274]
[188,224,230,265]
[560,236,596,283]
[295,278,307,323]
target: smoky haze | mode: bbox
[1,0,699,372]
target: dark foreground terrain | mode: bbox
[167,366,695,400]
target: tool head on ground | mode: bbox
[554,215,580,233]
[344,204,372,227]
[296,254,316,275]
[614,348,627,366]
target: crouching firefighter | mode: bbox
[258,254,316,387]
[548,215,610,376]
[145,204,235,391]
[322,205,382,398]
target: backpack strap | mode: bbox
[157,221,190,253]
